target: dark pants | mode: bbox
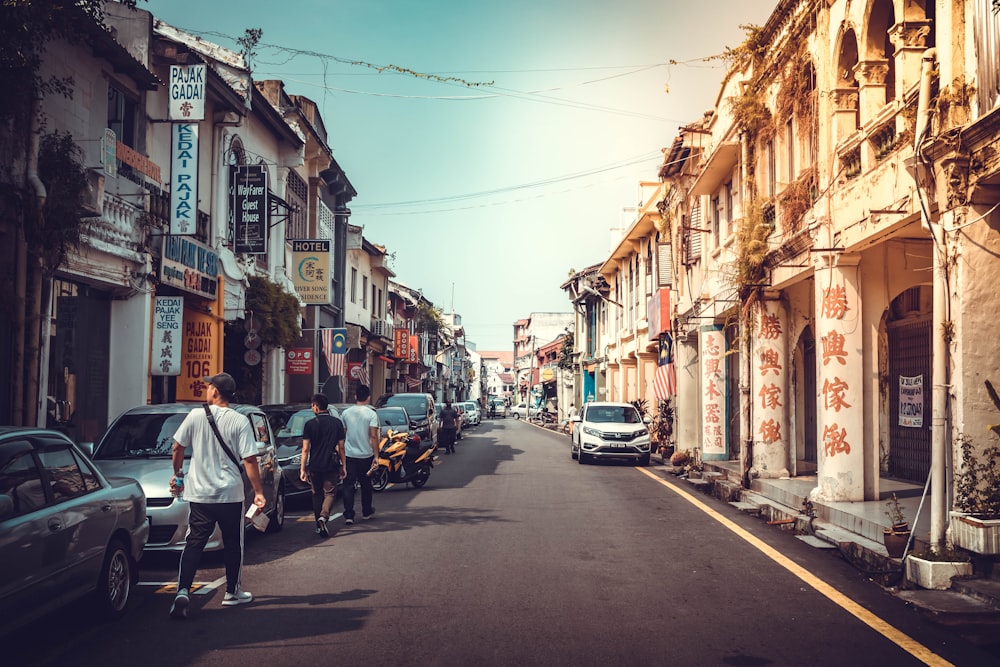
[341,456,374,520]
[178,501,244,594]
[439,427,456,453]
[309,470,340,521]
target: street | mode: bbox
[9,419,998,666]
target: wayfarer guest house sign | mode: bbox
[229,165,268,254]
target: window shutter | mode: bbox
[687,202,703,263]
[657,243,673,287]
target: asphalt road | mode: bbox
[8,419,999,666]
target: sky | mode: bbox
[141,0,775,351]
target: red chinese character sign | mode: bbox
[752,301,790,478]
[700,326,727,460]
[814,256,864,501]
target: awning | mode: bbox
[689,141,739,196]
[377,355,395,364]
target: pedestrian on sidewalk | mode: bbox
[301,393,346,538]
[168,372,265,619]
[340,385,379,525]
[439,400,459,454]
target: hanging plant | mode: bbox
[735,198,773,321]
[244,274,301,349]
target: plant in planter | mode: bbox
[949,380,1000,554]
[669,448,690,468]
[905,547,972,590]
[650,399,675,456]
[882,493,911,558]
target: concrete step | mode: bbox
[897,589,1000,627]
[953,578,1000,609]
[729,501,762,515]
[685,478,711,492]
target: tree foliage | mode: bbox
[35,130,88,274]
[245,274,301,349]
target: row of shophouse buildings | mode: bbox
[0,3,479,445]
[551,0,1000,551]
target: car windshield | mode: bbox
[385,396,427,418]
[377,409,408,427]
[586,406,641,424]
[277,410,316,438]
[95,413,189,458]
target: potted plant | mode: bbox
[950,435,1000,554]
[882,493,911,558]
[650,399,675,458]
[670,448,690,468]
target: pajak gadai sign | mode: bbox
[229,165,268,254]
[168,65,206,121]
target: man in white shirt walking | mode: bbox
[339,384,380,525]
[168,372,265,619]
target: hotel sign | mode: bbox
[229,165,268,254]
[290,239,331,304]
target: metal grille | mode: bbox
[285,169,308,239]
[887,318,931,483]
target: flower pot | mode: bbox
[905,554,973,590]
[882,530,910,558]
[949,511,1000,555]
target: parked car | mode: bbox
[462,401,481,426]
[0,427,148,637]
[261,403,343,500]
[487,397,507,418]
[570,401,652,466]
[376,406,412,439]
[375,393,438,444]
[83,403,285,552]
[510,402,530,419]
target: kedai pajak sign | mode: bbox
[151,296,183,376]
[168,64,206,121]
[170,123,198,235]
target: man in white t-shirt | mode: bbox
[339,384,380,525]
[168,372,265,619]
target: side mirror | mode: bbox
[79,441,95,457]
[643,416,652,424]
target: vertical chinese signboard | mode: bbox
[175,308,221,402]
[229,165,268,254]
[753,301,789,476]
[394,329,409,359]
[170,122,198,235]
[700,325,727,460]
[290,240,331,304]
[151,296,183,376]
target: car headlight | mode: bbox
[582,426,602,438]
[278,454,302,467]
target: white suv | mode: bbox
[570,402,651,466]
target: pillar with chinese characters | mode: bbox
[752,297,790,478]
[700,325,727,461]
[812,254,865,501]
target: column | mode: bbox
[752,298,790,478]
[852,60,889,125]
[700,325,727,461]
[812,253,865,501]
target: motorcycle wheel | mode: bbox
[371,467,389,492]
[410,467,431,488]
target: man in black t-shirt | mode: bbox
[301,393,346,538]
[439,401,459,454]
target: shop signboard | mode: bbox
[170,122,198,235]
[151,296,183,376]
[229,165,268,254]
[168,64,206,121]
[286,348,313,375]
[160,235,219,300]
[290,239,331,304]
[176,308,221,402]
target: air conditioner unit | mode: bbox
[372,320,387,338]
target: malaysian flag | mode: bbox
[653,332,677,401]
[404,376,422,390]
[321,328,347,379]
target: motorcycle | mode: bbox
[530,408,557,425]
[369,429,436,492]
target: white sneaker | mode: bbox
[170,588,189,619]
[222,590,253,606]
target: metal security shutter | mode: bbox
[657,243,672,287]
[887,317,931,483]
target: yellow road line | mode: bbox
[637,467,954,667]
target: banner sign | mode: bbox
[408,334,420,363]
[175,309,220,402]
[151,296,183,376]
[168,64,206,121]
[160,235,219,299]
[170,123,198,235]
[899,375,923,427]
[286,348,313,375]
[393,329,409,359]
[229,165,268,254]
[290,239,331,304]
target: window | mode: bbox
[766,141,776,198]
[711,195,721,247]
[285,170,308,240]
[786,118,795,181]
[724,180,734,237]
[108,83,138,148]
[362,276,369,309]
[0,445,46,517]
[38,447,90,503]
[350,268,357,304]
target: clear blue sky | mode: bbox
[141,0,774,351]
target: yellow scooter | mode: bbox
[370,429,436,492]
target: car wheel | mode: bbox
[571,445,577,460]
[638,454,650,467]
[513,413,520,420]
[578,451,588,465]
[96,539,132,617]
[267,485,285,533]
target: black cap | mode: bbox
[203,372,236,396]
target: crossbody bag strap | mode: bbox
[203,403,242,467]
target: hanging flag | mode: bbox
[320,327,347,379]
[654,332,677,401]
[348,361,370,386]
[404,376,422,389]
